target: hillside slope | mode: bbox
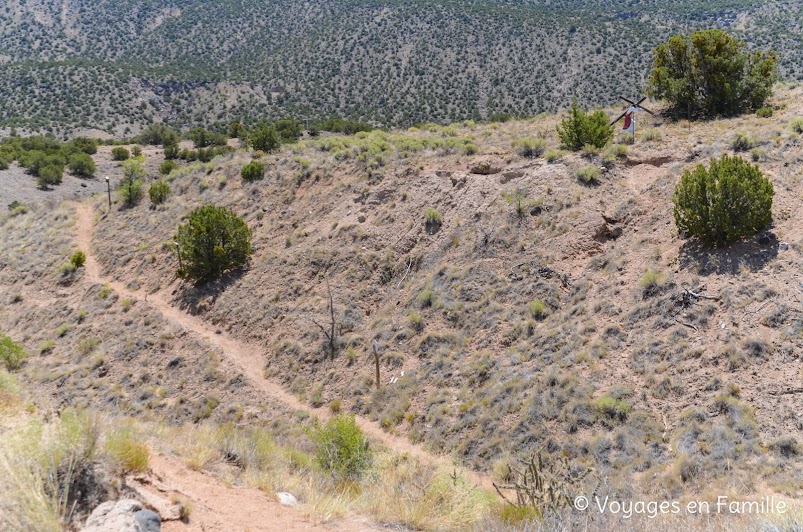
[1,88,802,517]
[1,0,803,136]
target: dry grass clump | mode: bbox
[0,410,103,531]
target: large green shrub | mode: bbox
[647,29,778,118]
[309,415,371,480]
[134,124,179,146]
[68,153,96,177]
[673,155,773,246]
[37,165,63,189]
[240,161,265,182]
[556,100,613,151]
[0,334,27,371]
[174,206,253,283]
[249,124,280,153]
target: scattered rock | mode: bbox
[435,170,452,178]
[450,174,467,188]
[500,170,524,184]
[469,162,501,175]
[357,214,366,223]
[276,492,298,507]
[779,242,789,251]
[82,500,161,532]
[529,205,542,216]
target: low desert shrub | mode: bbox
[70,250,86,269]
[111,147,130,161]
[730,132,756,152]
[575,166,600,185]
[0,334,27,371]
[673,155,773,246]
[308,414,371,480]
[557,100,613,150]
[148,180,171,205]
[241,160,265,182]
[512,137,546,158]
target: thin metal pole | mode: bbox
[105,176,111,211]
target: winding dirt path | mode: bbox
[74,203,492,490]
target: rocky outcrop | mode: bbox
[82,500,160,532]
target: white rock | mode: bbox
[276,492,298,507]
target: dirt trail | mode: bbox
[131,454,374,532]
[74,203,493,490]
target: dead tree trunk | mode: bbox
[310,279,338,361]
[372,339,380,389]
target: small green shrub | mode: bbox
[575,166,600,184]
[503,188,531,221]
[0,334,27,371]
[527,299,549,320]
[512,137,546,158]
[595,396,630,422]
[417,289,435,309]
[159,160,179,176]
[789,118,803,134]
[148,180,171,205]
[544,150,565,163]
[409,311,424,332]
[241,160,265,182]
[769,435,801,459]
[756,107,773,118]
[111,147,130,161]
[131,145,143,157]
[70,250,86,269]
[641,128,662,142]
[731,132,756,152]
[556,100,613,151]
[424,208,442,233]
[308,414,371,480]
[640,269,667,298]
[175,206,253,283]
[673,154,773,246]
[750,148,767,162]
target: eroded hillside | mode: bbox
[2,89,803,513]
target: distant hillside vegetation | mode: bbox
[1,0,802,137]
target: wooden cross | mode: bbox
[610,96,655,136]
